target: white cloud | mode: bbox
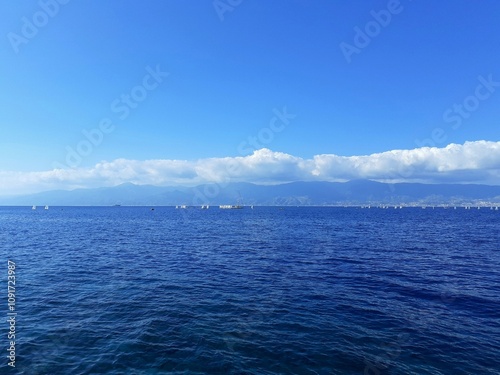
[1,141,500,196]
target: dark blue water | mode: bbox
[1,206,499,374]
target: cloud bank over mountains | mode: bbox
[2,141,500,196]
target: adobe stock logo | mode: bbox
[188,107,296,208]
[213,0,243,21]
[7,0,71,54]
[52,65,169,169]
[339,0,404,64]
[415,74,499,148]
[443,74,500,131]
[237,107,296,155]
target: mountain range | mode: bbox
[1,180,500,206]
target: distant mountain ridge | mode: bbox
[1,180,500,206]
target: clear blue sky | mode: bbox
[0,1,499,187]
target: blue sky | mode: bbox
[1,0,500,194]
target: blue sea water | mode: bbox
[1,206,499,374]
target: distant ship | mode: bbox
[220,191,245,210]
[201,205,209,209]
[44,205,49,210]
[32,205,36,210]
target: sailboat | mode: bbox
[32,205,36,210]
[44,205,49,210]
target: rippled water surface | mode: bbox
[1,206,499,374]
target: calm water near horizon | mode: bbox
[1,206,499,374]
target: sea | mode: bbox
[1,206,499,374]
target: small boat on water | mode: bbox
[44,205,49,210]
[201,205,209,209]
[32,205,36,210]
[219,205,243,209]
